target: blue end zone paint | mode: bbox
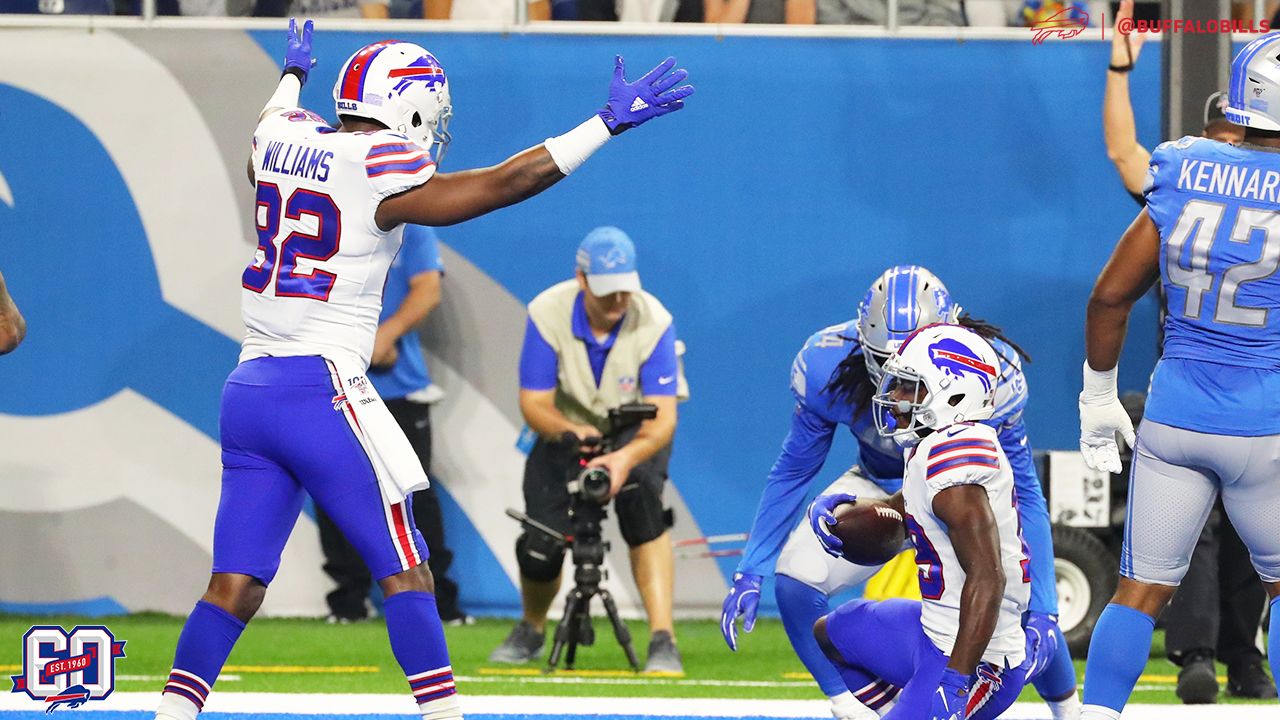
[0,597,128,616]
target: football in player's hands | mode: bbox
[825,499,907,566]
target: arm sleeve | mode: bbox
[366,136,437,200]
[638,324,679,397]
[518,316,559,391]
[735,403,838,577]
[998,418,1057,614]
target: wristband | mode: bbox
[544,115,612,176]
[1108,63,1134,74]
[1081,360,1119,401]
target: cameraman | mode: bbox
[490,226,685,673]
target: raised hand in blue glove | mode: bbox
[597,56,695,135]
[1022,611,1061,682]
[929,667,971,720]
[808,492,858,559]
[284,17,316,84]
[720,573,762,651]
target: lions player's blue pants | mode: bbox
[825,598,1027,719]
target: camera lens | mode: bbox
[577,467,612,503]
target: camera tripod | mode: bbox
[504,507,640,672]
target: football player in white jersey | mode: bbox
[809,324,1032,720]
[154,19,693,720]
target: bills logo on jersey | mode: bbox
[10,626,126,711]
[927,338,996,392]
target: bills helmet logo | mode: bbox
[388,54,447,94]
[928,338,996,393]
[11,626,126,711]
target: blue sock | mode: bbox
[1269,597,1280,699]
[775,574,845,697]
[1081,604,1155,712]
[384,591,458,712]
[1032,622,1078,701]
[161,600,245,715]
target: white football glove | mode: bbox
[1079,360,1136,474]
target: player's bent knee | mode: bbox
[203,573,266,623]
[380,562,433,597]
[516,531,564,582]
[812,616,841,663]
[1112,576,1178,617]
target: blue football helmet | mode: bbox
[1226,33,1280,131]
[856,265,961,382]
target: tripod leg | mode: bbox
[547,590,583,671]
[598,589,640,671]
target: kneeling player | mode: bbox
[810,324,1032,720]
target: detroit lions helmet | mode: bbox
[1226,33,1280,131]
[333,41,453,160]
[872,323,998,446]
[856,266,960,383]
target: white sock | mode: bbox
[1080,704,1121,720]
[155,694,199,720]
[1050,692,1082,720]
[829,691,878,720]
[419,693,462,720]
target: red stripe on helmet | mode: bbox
[339,41,396,102]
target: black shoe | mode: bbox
[1176,652,1219,704]
[1227,659,1278,699]
[488,621,544,664]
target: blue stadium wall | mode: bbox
[0,26,1160,617]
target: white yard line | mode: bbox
[2,693,1278,718]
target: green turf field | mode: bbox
[0,614,1272,705]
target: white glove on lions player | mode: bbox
[1079,360,1136,474]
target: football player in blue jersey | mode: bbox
[1078,35,1280,719]
[722,265,1079,720]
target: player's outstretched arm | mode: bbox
[1079,208,1158,471]
[933,484,1004,675]
[0,269,26,355]
[1103,0,1150,195]
[248,18,317,186]
[376,56,694,228]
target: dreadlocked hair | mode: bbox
[822,314,1031,416]
[824,336,876,415]
[956,313,1032,365]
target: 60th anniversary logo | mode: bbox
[10,626,126,712]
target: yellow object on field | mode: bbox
[862,550,921,601]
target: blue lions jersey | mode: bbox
[736,320,1039,577]
[1143,136,1280,436]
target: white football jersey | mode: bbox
[902,422,1029,668]
[239,107,435,370]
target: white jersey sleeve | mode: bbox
[362,134,436,200]
[922,426,1002,494]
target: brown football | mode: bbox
[828,499,907,566]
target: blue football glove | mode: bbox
[597,55,695,135]
[284,18,317,84]
[720,572,762,651]
[808,492,858,559]
[1022,611,1061,682]
[929,667,971,720]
